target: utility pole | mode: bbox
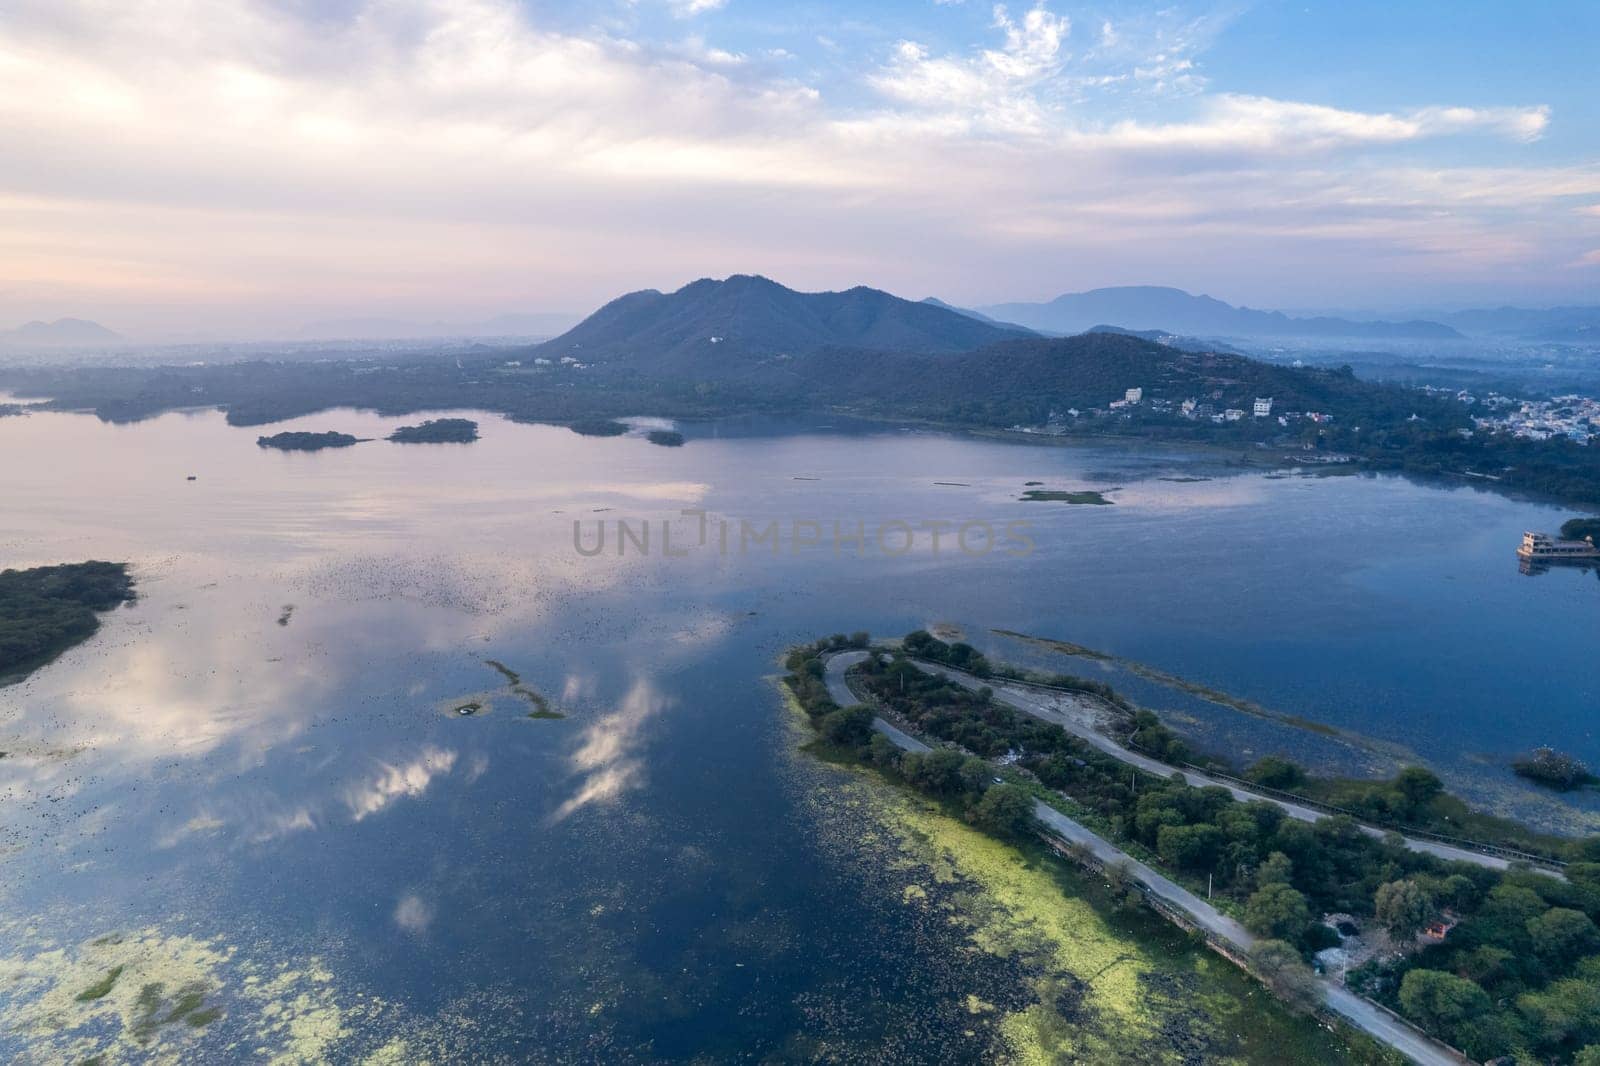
[1207,873,1213,900]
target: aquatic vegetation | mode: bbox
[484,659,521,686]
[800,753,1392,1064]
[482,659,566,719]
[73,964,124,1001]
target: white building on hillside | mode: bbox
[1253,397,1274,417]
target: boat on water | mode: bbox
[1517,530,1600,561]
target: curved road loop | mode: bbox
[823,651,1468,1066]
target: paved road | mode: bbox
[920,661,1549,876]
[822,652,1468,1066]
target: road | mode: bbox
[822,652,1469,1066]
[918,661,1549,876]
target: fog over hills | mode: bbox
[976,286,1463,340]
[0,318,122,348]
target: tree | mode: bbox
[820,705,875,746]
[1155,823,1223,871]
[1246,756,1306,790]
[1245,883,1312,941]
[1256,851,1294,888]
[906,749,967,794]
[1399,969,1490,1038]
[1375,879,1434,940]
[1251,940,1321,1015]
[1394,766,1444,814]
[975,784,1034,837]
[958,756,994,795]
[1527,907,1600,966]
[1518,978,1600,1049]
[866,731,901,768]
[1574,1045,1600,1066]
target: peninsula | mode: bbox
[0,561,135,682]
[790,630,1600,1065]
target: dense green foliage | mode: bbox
[783,633,1036,844]
[386,417,479,443]
[0,562,134,678]
[567,418,629,437]
[791,631,1600,1062]
[6,326,1599,502]
[255,430,359,450]
[1561,518,1600,542]
[1514,748,1599,792]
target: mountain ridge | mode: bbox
[536,275,1032,370]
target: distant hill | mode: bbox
[299,311,579,340]
[1428,305,1600,339]
[919,297,1041,334]
[1079,324,1247,355]
[538,275,1031,370]
[0,318,122,348]
[979,286,1461,340]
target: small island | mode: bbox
[1513,746,1598,792]
[568,418,629,437]
[387,418,479,444]
[1020,488,1113,505]
[0,561,135,681]
[256,431,361,451]
[0,403,25,418]
[646,429,685,447]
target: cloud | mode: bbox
[1091,96,1552,155]
[550,680,671,823]
[0,0,1589,324]
[345,746,457,821]
[868,4,1070,134]
[669,0,727,15]
[393,893,433,933]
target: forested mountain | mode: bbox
[538,275,1031,369]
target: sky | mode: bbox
[1,0,1597,338]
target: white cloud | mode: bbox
[550,680,671,823]
[869,3,1070,134]
[394,893,433,933]
[0,0,1589,323]
[670,0,727,15]
[1090,96,1552,155]
[345,746,457,821]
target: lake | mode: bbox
[1,405,1595,1061]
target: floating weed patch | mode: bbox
[479,659,566,719]
[1019,489,1114,505]
[74,964,124,1001]
[484,659,521,686]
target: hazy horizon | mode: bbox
[3,0,1598,337]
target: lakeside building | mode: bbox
[1517,531,1600,562]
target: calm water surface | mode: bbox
[0,406,1595,1060]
